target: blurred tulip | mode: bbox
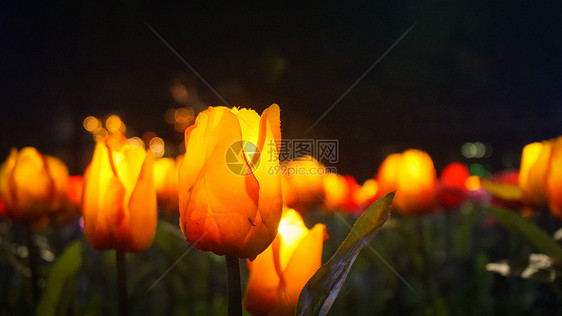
[0,147,69,224]
[376,149,437,215]
[375,153,402,198]
[546,137,562,220]
[322,173,350,210]
[519,140,551,207]
[66,175,84,208]
[82,135,157,252]
[438,162,470,209]
[178,105,283,260]
[281,156,325,212]
[341,175,360,213]
[153,156,181,215]
[350,179,378,216]
[244,208,327,316]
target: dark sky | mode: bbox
[1,1,561,180]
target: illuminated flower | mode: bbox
[546,137,562,220]
[438,162,470,209]
[281,157,325,212]
[0,147,69,223]
[244,208,327,316]
[178,104,283,260]
[519,140,552,207]
[153,156,182,214]
[322,173,350,210]
[82,136,157,252]
[376,149,437,215]
[375,153,402,198]
[352,179,378,214]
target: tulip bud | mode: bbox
[0,147,69,224]
[546,137,562,220]
[376,149,437,215]
[82,136,157,252]
[178,104,283,260]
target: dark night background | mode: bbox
[1,1,561,180]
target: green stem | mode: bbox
[226,255,242,316]
[25,225,39,304]
[116,251,128,316]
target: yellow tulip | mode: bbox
[546,137,562,220]
[376,149,437,215]
[519,140,551,207]
[178,104,283,260]
[82,136,157,252]
[0,147,68,223]
[322,173,349,210]
[244,208,326,316]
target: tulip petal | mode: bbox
[180,107,260,257]
[526,141,552,206]
[547,138,562,220]
[243,245,281,316]
[239,105,283,259]
[124,150,157,252]
[83,143,125,250]
[279,223,325,311]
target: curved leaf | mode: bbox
[487,206,562,258]
[296,192,394,316]
[37,241,82,316]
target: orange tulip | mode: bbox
[178,104,283,260]
[153,156,181,214]
[546,137,562,220]
[352,179,378,213]
[244,208,326,316]
[281,157,325,212]
[376,149,437,215]
[0,147,69,223]
[519,140,552,207]
[82,135,157,252]
[375,153,402,198]
[322,173,350,210]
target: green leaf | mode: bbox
[37,241,82,316]
[296,192,394,316]
[487,206,562,258]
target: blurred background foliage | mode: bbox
[1,202,562,315]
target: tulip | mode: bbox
[375,153,402,198]
[376,149,437,215]
[322,173,350,210]
[546,137,562,220]
[0,147,69,224]
[352,179,378,214]
[153,156,181,214]
[281,157,325,212]
[438,162,470,209]
[82,135,157,252]
[341,175,360,213]
[178,104,283,260]
[244,208,326,316]
[519,140,552,207]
